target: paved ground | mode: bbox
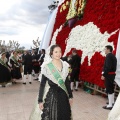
[0,80,110,120]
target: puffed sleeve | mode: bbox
[38,74,47,103]
[65,77,73,99]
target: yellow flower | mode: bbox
[63,6,66,10]
[62,4,65,7]
[66,1,69,6]
[60,8,63,13]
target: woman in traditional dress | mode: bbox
[30,44,73,120]
[10,51,22,83]
[0,52,11,87]
[17,52,24,77]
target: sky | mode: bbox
[0,0,52,49]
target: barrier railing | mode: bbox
[81,81,120,98]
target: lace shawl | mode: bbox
[39,60,69,83]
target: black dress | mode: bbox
[0,60,11,83]
[10,59,22,79]
[39,54,45,72]
[38,75,73,120]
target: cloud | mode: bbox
[0,27,19,35]
[0,0,52,48]
[6,0,52,25]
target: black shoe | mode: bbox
[2,85,6,87]
[34,78,39,80]
[23,83,26,85]
[102,106,113,110]
[29,82,32,84]
[106,102,114,106]
[112,103,115,106]
[12,82,16,84]
[32,74,35,77]
[75,89,78,91]
[12,82,15,84]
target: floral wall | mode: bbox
[50,0,120,88]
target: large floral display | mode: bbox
[49,0,120,88]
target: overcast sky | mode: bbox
[0,0,52,49]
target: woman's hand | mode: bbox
[69,98,73,106]
[39,103,44,110]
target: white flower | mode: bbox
[50,22,118,66]
[63,22,118,65]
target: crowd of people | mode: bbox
[0,46,82,90]
[0,48,45,87]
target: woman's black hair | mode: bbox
[41,49,45,54]
[49,44,61,57]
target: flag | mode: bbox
[115,29,120,87]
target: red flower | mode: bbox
[50,0,120,87]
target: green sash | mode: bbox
[0,59,8,68]
[11,56,20,66]
[11,56,18,63]
[47,62,68,96]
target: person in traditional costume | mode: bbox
[9,51,22,84]
[23,50,33,84]
[70,49,81,91]
[0,52,11,87]
[16,51,24,77]
[29,44,73,120]
[101,45,117,110]
[32,50,40,80]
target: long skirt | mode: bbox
[30,85,72,120]
[0,64,11,83]
[11,67,22,79]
